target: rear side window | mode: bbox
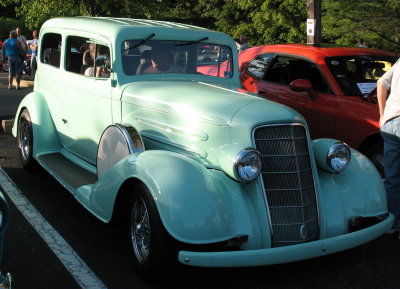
[41,33,62,68]
[66,36,111,78]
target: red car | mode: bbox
[239,44,398,176]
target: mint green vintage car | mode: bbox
[13,17,393,278]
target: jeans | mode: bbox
[31,55,37,80]
[8,55,23,76]
[381,116,400,219]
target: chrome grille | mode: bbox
[254,124,319,247]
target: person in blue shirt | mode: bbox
[3,30,26,89]
[29,29,38,80]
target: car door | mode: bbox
[59,36,113,165]
[242,53,336,140]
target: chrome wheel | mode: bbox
[20,118,31,161]
[131,197,151,264]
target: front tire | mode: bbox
[17,109,38,171]
[365,140,384,178]
[130,183,178,280]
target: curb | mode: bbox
[1,119,14,134]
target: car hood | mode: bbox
[121,81,261,124]
[121,80,305,163]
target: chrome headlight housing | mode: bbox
[313,139,351,173]
[234,149,262,182]
[327,142,351,172]
[217,145,262,182]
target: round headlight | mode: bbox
[234,149,262,182]
[327,142,351,172]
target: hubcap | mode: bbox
[131,197,150,264]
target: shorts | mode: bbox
[8,55,23,76]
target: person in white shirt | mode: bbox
[377,58,400,236]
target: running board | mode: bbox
[38,153,98,191]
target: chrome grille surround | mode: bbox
[253,124,319,247]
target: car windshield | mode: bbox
[325,55,397,97]
[121,39,233,78]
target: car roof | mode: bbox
[240,43,398,63]
[41,17,234,45]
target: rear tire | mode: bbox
[17,109,38,171]
[130,183,179,281]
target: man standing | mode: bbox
[16,26,27,53]
[2,30,26,89]
[29,29,38,80]
[377,59,400,237]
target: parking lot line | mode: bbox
[0,168,108,289]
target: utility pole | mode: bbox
[307,0,321,47]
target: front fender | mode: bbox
[315,142,387,237]
[91,150,262,245]
[12,92,60,156]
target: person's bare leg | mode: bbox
[8,75,14,89]
[15,74,21,89]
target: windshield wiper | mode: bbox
[176,37,209,47]
[122,33,156,52]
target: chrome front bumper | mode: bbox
[0,272,12,289]
[178,213,394,267]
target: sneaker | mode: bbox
[15,85,20,90]
[386,216,400,235]
[7,85,11,90]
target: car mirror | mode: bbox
[290,79,318,99]
[239,62,249,73]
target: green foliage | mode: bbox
[322,0,400,52]
[0,16,25,41]
[1,0,400,53]
[189,0,307,45]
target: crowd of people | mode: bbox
[1,26,38,89]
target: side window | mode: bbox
[265,56,329,93]
[82,43,111,78]
[248,53,274,79]
[66,36,87,74]
[40,33,62,68]
[65,36,111,78]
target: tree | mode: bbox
[322,0,400,52]
[192,0,307,46]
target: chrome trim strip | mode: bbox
[140,132,208,158]
[135,117,209,141]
